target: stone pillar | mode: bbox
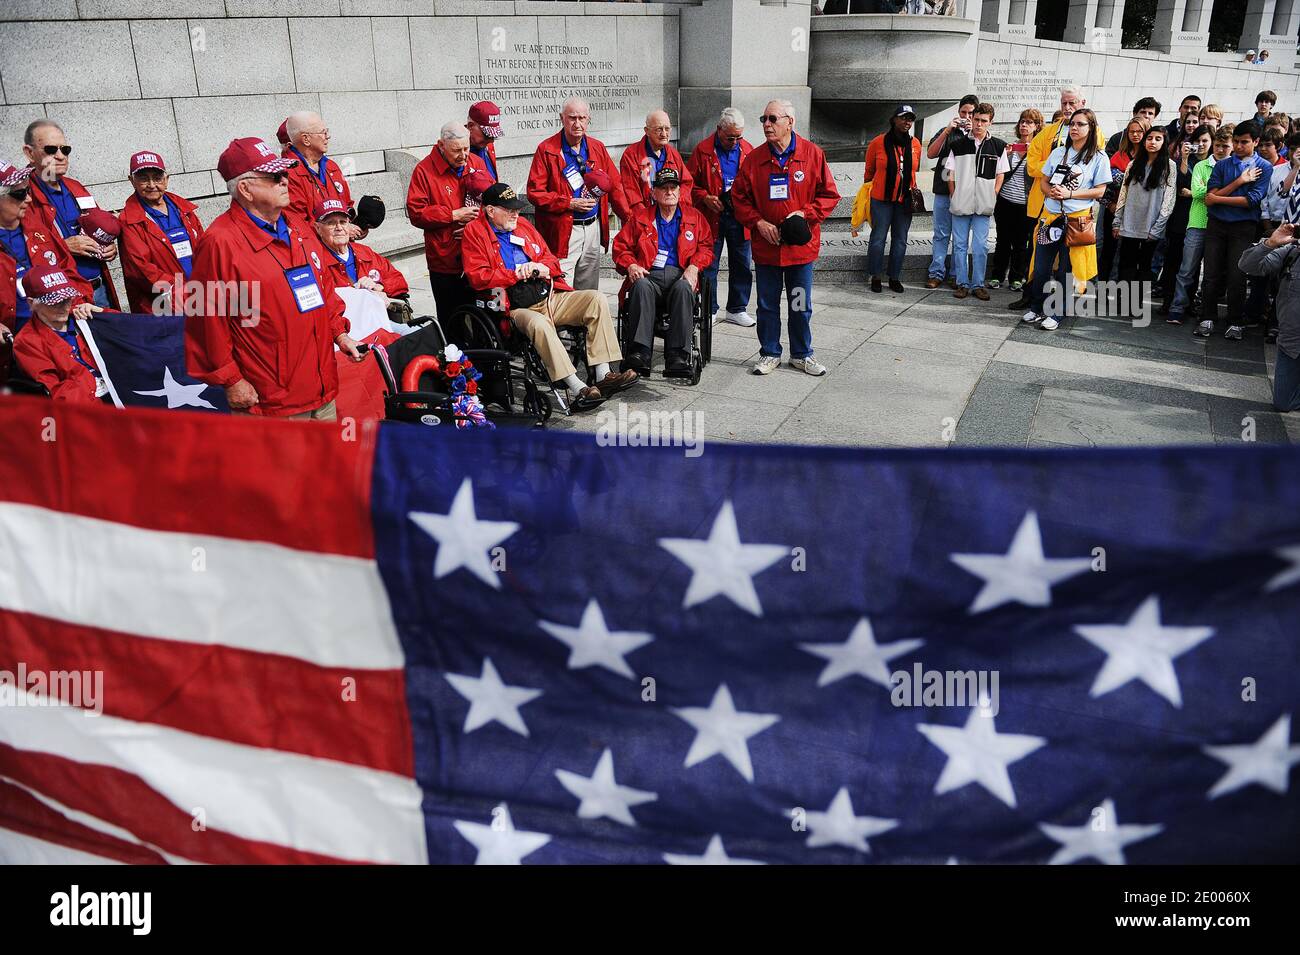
[1150,0,1210,57]
[1064,0,1126,50]
[1241,0,1294,59]
[983,0,1038,39]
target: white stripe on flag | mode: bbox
[0,827,124,865]
[76,317,124,409]
[0,688,428,864]
[0,501,403,670]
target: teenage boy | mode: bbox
[1168,126,1228,325]
[924,93,979,289]
[1251,91,1277,129]
[1166,95,1201,142]
[944,103,1005,300]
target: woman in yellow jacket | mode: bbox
[1021,109,1111,331]
[861,106,924,294]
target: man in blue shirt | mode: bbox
[1197,122,1274,340]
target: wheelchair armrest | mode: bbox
[462,347,511,365]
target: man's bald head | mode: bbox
[645,110,672,150]
[287,111,329,159]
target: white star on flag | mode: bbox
[803,787,898,853]
[673,683,780,783]
[799,616,923,688]
[1072,595,1214,708]
[408,477,519,589]
[658,500,788,616]
[950,510,1092,614]
[554,749,658,826]
[445,657,541,736]
[1038,798,1163,865]
[1203,714,1300,799]
[1264,545,1300,593]
[663,834,764,865]
[538,599,653,679]
[453,803,551,865]
[133,365,216,410]
[918,707,1046,808]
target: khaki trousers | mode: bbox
[510,289,621,382]
[287,399,338,421]
[558,218,603,290]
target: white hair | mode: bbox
[719,107,745,130]
[645,108,670,126]
[1060,86,1084,100]
[227,171,255,200]
[440,121,469,142]
[285,110,319,143]
[767,99,796,123]
[561,97,590,117]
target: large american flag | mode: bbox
[1,398,1298,864]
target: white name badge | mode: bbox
[653,249,669,269]
[769,173,790,200]
[94,376,109,398]
[564,164,584,191]
[75,195,97,210]
[171,239,193,259]
[510,234,526,246]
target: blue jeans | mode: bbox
[950,213,991,289]
[1026,231,1072,319]
[867,198,912,280]
[1169,227,1204,318]
[756,262,814,359]
[1275,347,1300,411]
[928,192,953,280]
[703,208,752,316]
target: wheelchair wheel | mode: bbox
[689,351,703,386]
[443,304,504,352]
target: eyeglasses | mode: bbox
[760,115,788,124]
[42,145,72,157]
[4,188,28,201]
[306,128,329,137]
[648,125,672,133]
[253,172,287,184]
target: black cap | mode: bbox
[651,167,681,188]
[351,195,386,230]
[780,213,812,247]
[481,182,528,210]
[893,104,916,119]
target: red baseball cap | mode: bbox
[313,197,349,221]
[583,167,613,196]
[79,208,121,245]
[468,101,504,139]
[216,137,297,182]
[0,161,32,188]
[21,264,80,305]
[276,119,290,145]
[129,150,167,176]
[463,167,495,198]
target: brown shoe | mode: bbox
[953,287,969,299]
[947,277,958,289]
[973,288,990,301]
[925,278,942,289]
[569,385,605,412]
[596,368,639,397]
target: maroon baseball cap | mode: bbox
[583,167,613,196]
[468,101,504,139]
[21,264,80,305]
[276,119,290,145]
[463,167,495,198]
[216,137,297,182]
[79,208,121,245]
[313,197,349,221]
[129,150,167,176]
[0,161,32,188]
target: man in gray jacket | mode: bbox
[1241,221,1300,410]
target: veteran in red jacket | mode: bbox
[406,122,488,321]
[467,100,504,184]
[619,109,696,211]
[461,182,637,411]
[185,137,363,420]
[12,264,108,403]
[117,150,206,316]
[730,99,840,377]
[313,198,410,298]
[612,168,713,378]
[23,119,122,310]
[526,97,630,291]
[687,108,756,326]
[282,111,355,227]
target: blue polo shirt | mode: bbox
[34,179,100,283]
[1,226,32,327]
[290,146,329,188]
[493,225,530,270]
[53,324,101,380]
[768,132,797,169]
[332,246,358,284]
[644,137,668,178]
[142,195,194,278]
[655,208,681,271]
[242,206,291,245]
[1206,153,1274,223]
[715,135,741,192]
[560,137,596,223]
[472,146,497,182]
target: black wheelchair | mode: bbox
[615,273,712,386]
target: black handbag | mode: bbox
[509,277,551,310]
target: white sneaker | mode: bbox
[1039,316,1060,331]
[751,355,781,375]
[724,310,757,327]
[791,356,827,377]
[1021,311,1041,324]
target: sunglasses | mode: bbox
[4,188,28,201]
[760,115,788,124]
[42,145,72,156]
[254,172,288,184]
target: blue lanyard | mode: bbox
[291,146,328,187]
[54,325,99,377]
[561,137,589,172]
[36,179,82,237]
[143,194,183,233]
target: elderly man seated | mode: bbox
[461,182,638,412]
[612,168,713,378]
[12,263,108,402]
[312,197,412,320]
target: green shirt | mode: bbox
[1188,157,1216,230]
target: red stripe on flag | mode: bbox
[0,745,367,864]
[0,610,415,778]
[0,395,378,558]
[0,779,166,864]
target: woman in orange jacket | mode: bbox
[863,106,924,293]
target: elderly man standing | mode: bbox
[527,97,629,290]
[407,121,487,320]
[117,150,206,315]
[619,109,695,210]
[186,137,363,420]
[462,182,637,411]
[283,111,355,225]
[23,120,121,310]
[688,107,755,326]
[613,168,713,378]
[731,99,840,377]
[467,100,504,184]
